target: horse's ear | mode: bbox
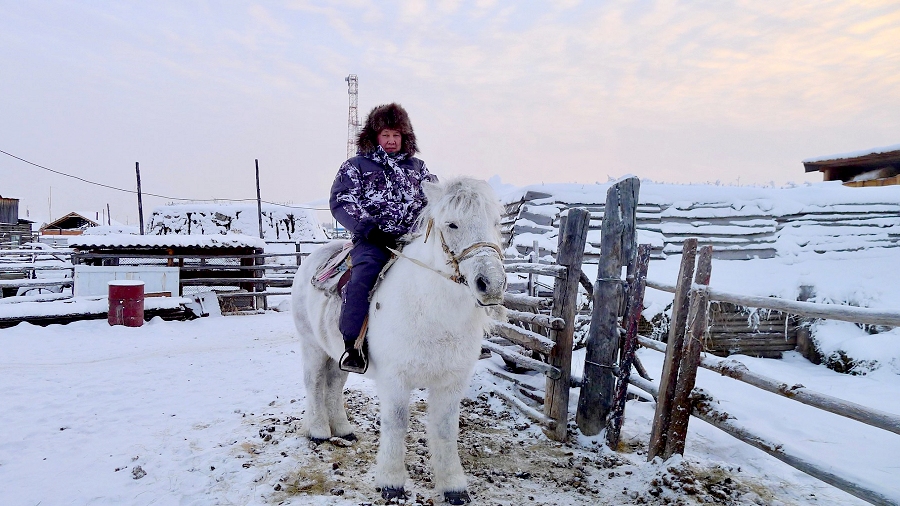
[422,180,442,204]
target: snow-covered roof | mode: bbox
[68,233,266,249]
[802,143,900,164]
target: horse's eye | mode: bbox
[448,223,458,230]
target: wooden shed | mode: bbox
[0,196,34,249]
[39,212,99,236]
[803,144,900,186]
[68,234,268,311]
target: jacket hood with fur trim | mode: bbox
[356,103,418,157]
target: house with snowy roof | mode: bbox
[803,143,900,187]
[39,212,100,237]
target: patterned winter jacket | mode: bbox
[330,149,436,240]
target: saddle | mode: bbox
[310,242,399,298]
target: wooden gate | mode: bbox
[485,207,590,441]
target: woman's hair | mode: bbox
[356,103,418,157]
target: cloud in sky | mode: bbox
[1,1,898,225]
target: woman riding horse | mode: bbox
[330,103,436,373]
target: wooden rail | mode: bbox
[637,335,900,437]
[0,278,73,289]
[625,355,900,506]
[636,241,900,506]
[646,279,900,328]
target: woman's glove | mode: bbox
[366,228,398,249]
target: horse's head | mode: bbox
[420,177,507,306]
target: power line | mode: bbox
[0,148,327,210]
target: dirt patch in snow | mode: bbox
[230,387,780,505]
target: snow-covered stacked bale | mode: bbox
[147,204,326,242]
[499,180,900,262]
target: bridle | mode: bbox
[388,218,504,286]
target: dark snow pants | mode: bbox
[339,239,392,345]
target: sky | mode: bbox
[2,0,899,226]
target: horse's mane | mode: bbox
[416,177,502,231]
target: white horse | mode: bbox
[291,177,507,504]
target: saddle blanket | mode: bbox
[310,242,353,294]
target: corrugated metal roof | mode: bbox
[68,234,266,249]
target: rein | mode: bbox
[389,219,503,285]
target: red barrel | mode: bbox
[108,280,145,327]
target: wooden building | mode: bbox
[39,212,99,237]
[0,196,34,249]
[68,234,268,311]
[803,144,900,186]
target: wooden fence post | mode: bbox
[544,208,590,441]
[663,244,712,458]
[605,244,651,449]
[619,178,641,303]
[647,239,698,460]
[576,183,624,435]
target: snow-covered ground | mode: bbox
[2,271,898,505]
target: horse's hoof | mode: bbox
[380,486,407,501]
[335,432,357,442]
[444,490,471,504]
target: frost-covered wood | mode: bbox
[503,262,567,278]
[500,181,900,262]
[544,208,590,441]
[647,278,900,327]
[501,292,552,310]
[689,390,900,506]
[480,341,561,379]
[576,183,624,436]
[492,387,556,430]
[504,309,565,330]
[636,336,900,437]
[663,245,712,459]
[647,239,697,460]
[606,244,651,450]
[491,320,556,354]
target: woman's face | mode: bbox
[377,129,403,154]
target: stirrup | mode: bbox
[339,348,368,374]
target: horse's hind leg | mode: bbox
[302,345,335,441]
[323,357,354,439]
[375,381,412,493]
[427,385,469,501]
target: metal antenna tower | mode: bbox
[345,74,359,159]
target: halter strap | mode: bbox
[389,220,503,285]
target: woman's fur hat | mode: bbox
[356,103,418,157]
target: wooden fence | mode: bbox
[486,177,645,442]
[613,238,900,506]
[485,207,590,441]
[0,249,74,297]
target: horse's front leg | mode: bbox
[375,381,412,496]
[427,384,469,503]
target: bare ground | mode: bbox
[232,386,783,506]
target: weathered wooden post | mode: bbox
[618,177,641,304]
[576,182,624,435]
[544,207,590,441]
[605,243,651,450]
[663,244,712,458]
[647,239,698,459]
